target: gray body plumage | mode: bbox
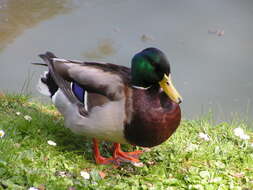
[37,52,132,144]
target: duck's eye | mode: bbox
[166,81,170,86]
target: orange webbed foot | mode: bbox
[113,143,143,164]
[94,154,114,165]
[92,139,143,165]
[93,139,113,165]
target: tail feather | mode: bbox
[31,62,47,66]
[38,52,80,105]
[34,51,88,116]
[45,51,57,58]
[37,71,58,97]
[39,51,57,60]
[34,51,59,98]
[37,72,51,96]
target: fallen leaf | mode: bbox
[14,143,21,148]
[147,161,155,165]
[99,171,106,179]
[38,184,45,190]
[0,92,5,98]
[143,147,152,152]
[230,172,244,178]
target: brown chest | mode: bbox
[124,88,181,147]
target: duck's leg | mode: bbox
[92,138,113,164]
[113,143,143,163]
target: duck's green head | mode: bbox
[131,47,182,104]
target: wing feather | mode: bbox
[39,53,88,116]
[52,60,130,100]
[39,52,131,103]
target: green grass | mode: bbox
[0,94,252,190]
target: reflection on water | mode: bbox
[0,0,74,51]
[82,39,117,59]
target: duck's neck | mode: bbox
[132,85,152,90]
[132,84,161,96]
[131,79,153,89]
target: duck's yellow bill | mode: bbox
[159,74,182,104]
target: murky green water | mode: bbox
[0,0,253,122]
[0,0,75,51]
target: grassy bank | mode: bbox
[0,94,252,190]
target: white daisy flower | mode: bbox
[132,162,144,167]
[80,171,90,180]
[233,127,250,140]
[209,177,222,183]
[185,143,199,152]
[24,115,32,121]
[233,128,244,136]
[199,170,210,178]
[28,187,39,190]
[56,171,69,177]
[0,130,5,138]
[16,112,21,116]
[198,132,210,141]
[240,134,250,140]
[47,140,57,146]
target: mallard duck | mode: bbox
[34,47,182,165]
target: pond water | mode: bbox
[0,0,253,123]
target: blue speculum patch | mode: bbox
[72,82,85,103]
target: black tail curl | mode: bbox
[32,51,59,97]
[41,72,58,97]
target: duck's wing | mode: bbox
[39,52,131,106]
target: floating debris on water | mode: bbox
[113,27,120,33]
[208,29,225,37]
[217,30,225,36]
[141,34,154,42]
